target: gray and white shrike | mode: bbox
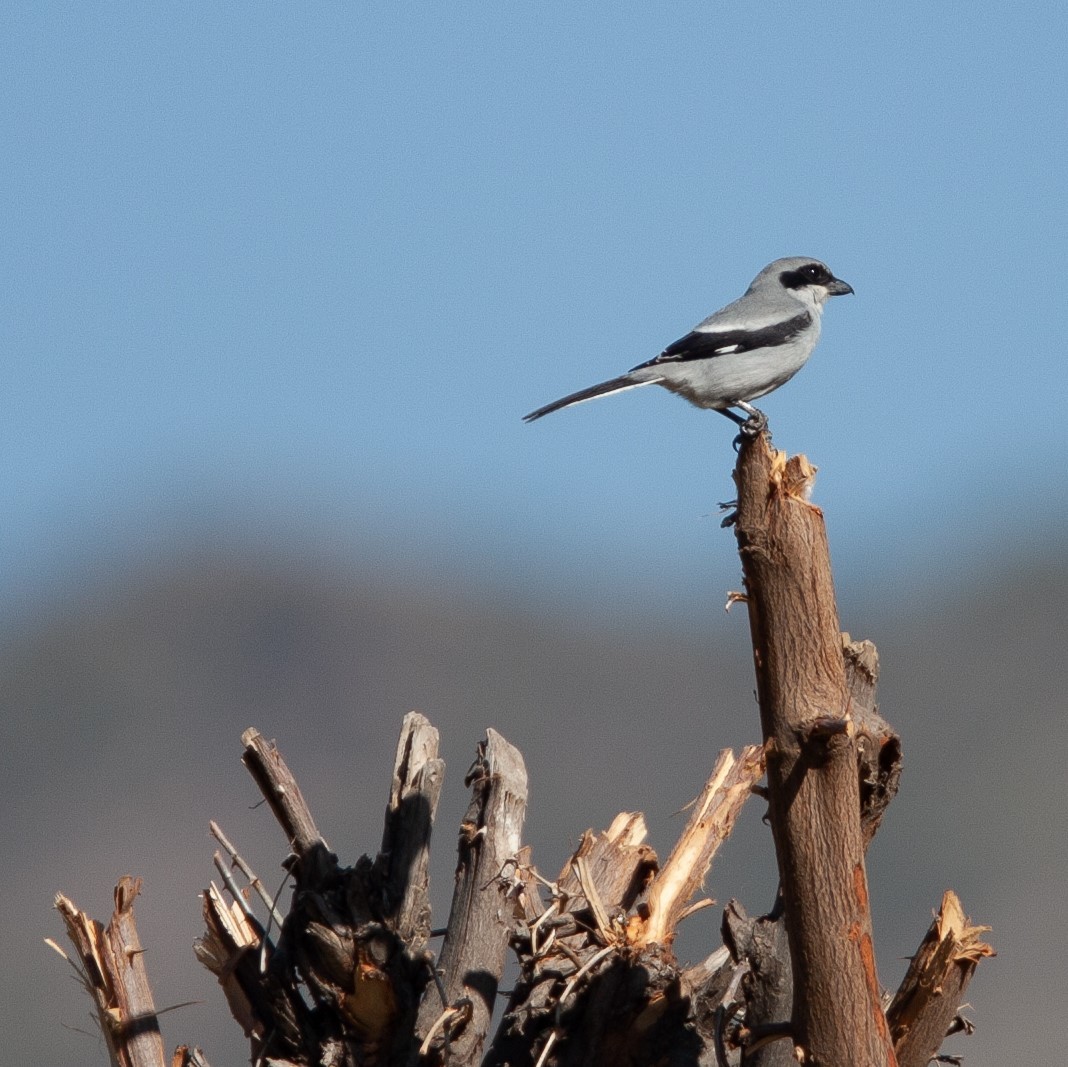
[523,257,853,428]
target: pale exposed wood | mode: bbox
[194,879,309,1061]
[209,819,285,925]
[416,729,528,1066]
[887,890,994,1067]
[639,745,765,946]
[54,876,166,1067]
[732,432,898,1067]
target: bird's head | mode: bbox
[754,256,854,312]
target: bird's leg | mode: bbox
[719,408,749,452]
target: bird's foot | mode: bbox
[718,499,739,528]
[732,408,769,450]
[739,407,768,437]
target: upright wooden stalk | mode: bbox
[53,877,167,1067]
[733,432,897,1067]
[416,730,528,1066]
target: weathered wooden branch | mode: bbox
[723,898,794,1067]
[375,711,446,953]
[887,890,994,1067]
[415,729,528,1066]
[240,725,333,883]
[52,877,167,1067]
[733,432,897,1066]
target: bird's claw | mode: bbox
[732,409,769,450]
[740,409,768,437]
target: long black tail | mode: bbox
[523,374,660,422]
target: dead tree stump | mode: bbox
[50,431,992,1066]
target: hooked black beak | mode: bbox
[827,277,854,296]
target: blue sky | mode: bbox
[3,2,1066,618]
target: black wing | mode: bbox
[632,311,811,370]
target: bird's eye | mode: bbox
[778,264,832,291]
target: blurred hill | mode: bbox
[2,537,1065,1065]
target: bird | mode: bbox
[523,257,853,429]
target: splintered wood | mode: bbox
[640,745,764,946]
[52,877,166,1067]
[484,747,763,1067]
[194,722,765,1066]
[887,890,995,1067]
